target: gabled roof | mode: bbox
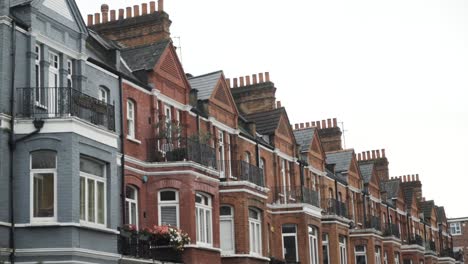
[121,40,170,72]
[245,108,285,135]
[401,187,414,209]
[326,150,354,173]
[381,179,400,199]
[293,127,317,153]
[436,206,447,223]
[359,163,374,183]
[420,200,435,220]
[188,71,223,100]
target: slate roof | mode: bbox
[381,180,400,199]
[293,128,316,153]
[326,169,348,185]
[401,187,414,209]
[359,163,374,183]
[244,108,285,135]
[325,150,354,173]
[436,206,446,223]
[420,200,435,220]
[121,40,170,71]
[188,71,223,100]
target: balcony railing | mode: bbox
[231,160,264,187]
[440,248,454,258]
[16,87,115,131]
[424,241,436,252]
[118,233,182,262]
[322,198,348,218]
[366,216,382,231]
[409,234,423,246]
[147,137,217,169]
[383,223,400,238]
[272,186,320,207]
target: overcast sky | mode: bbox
[77,0,468,218]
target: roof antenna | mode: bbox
[340,121,347,149]
[173,36,183,64]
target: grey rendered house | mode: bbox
[0,0,125,262]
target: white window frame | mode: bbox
[99,87,109,104]
[355,245,367,264]
[282,224,298,262]
[35,45,42,103]
[249,208,262,256]
[126,185,139,229]
[308,225,319,264]
[339,236,347,264]
[196,192,213,246]
[394,252,400,264]
[127,100,135,139]
[375,246,381,264]
[80,158,107,228]
[67,59,73,88]
[281,159,287,198]
[218,130,225,178]
[30,151,57,223]
[220,205,235,253]
[227,135,232,177]
[384,251,388,264]
[322,234,330,264]
[48,52,59,88]
[450,222,462,235]
[158,189,179,227]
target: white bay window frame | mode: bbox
[249,208,262,256]
[196,193,213,246]
[80,157,106,227]
[158,189,179,227]
[30,150,57,223]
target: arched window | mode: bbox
[125,186,138,228]
[249,208,262,255]
[127,99,136,139]
[244,152,251,163]
[220,205,235,253]
[158,189,179,227]
[31,150,57,222]
[196,193,212,245]
[99,86,109,103]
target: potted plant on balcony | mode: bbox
[139,227,153,241]
[151,225,190,262]
[120,224,137,238]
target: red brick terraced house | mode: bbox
[82,1,458,264]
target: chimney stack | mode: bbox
[142,3,148,15]
[276,101,282,108]
[94,13,101,24]
[158,0,164,12]
[265,72,270,82]
[240,77,245,86]
[253,74,258,84]
[101,4,109,23]
[110,10,116,21]
[358,153,362,161]
[245,76,251,85]
[118,8,124,19]
[259,73,264,83]
[233,78,238,88]
[150,1,156,13]
[87,14,94,26]
[126,7,132,18]
[226,78,231,88]
[294,124,299,130]
[333,118,338,127]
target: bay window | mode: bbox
[31,150,57,222]
[355,245,367,264]
[339,236,347,264]
[158,189,179,227]
[249,208,262,255]
[220,205,235,253]
[80,156,106,226]
[322,233,330,264]
[282,224,298,262]
[308,226,319,264]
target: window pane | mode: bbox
[80,157,104,177]
[199,209,205,242]
[160,191,176,201]
[249,209,258,219]
[131,202,137,225]
[220,206,232,216]
[282,224,296,234]
[356,256,366,264]
[126,186,136,199]
[32,151,56,169]
[206,210,212,243]
[283,235,297,261]
[88,179,95,222]
[160,206,177,227]
[220,220,233,251]
[33,173,54,217]
[97,181,105,224]
[80,177,85,220]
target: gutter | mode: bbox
[118,75,126,226]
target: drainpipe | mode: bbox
[8,18,17,264]
[118,75,126,226]
[386,205,390,230]
[362,191,367,228]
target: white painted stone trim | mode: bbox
[14,222,119,234]
[125,165,220,183]
[15,117,119,148]
[220,188,268,200]
[0,114,11,130]
[221,253,270,261]
[125,155,220,176]
[15,247,121,260]
[220,181,269,193]
[85,61,118,79]
[35,33,87,61]
[184,244,222,252]
[153,90,192,112]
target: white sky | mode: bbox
[77,0,468,218]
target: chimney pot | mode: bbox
[240,77,245,87]
[333,118,338,127]
[94,13,101,24]
[102,8,109,23]
[327,119,332,128]
[403,175,407,182]
[377,150,381,158]
[246,76,251,85]
[118,9,124,19]
[316,121,321,129]
[142,3,148,15]
[306,122,310,128]
[158,0,164,12]
[312,121,316,127]
[87,14,94,26]
[372,150,376,159]
[252,74,258,84]
[259,73,264,83]
[126,7,132,18]
[366,151,371,160]
[265,72,270,82]
[321,120,327,128]
[101,4,109,13]
[276,101,282,108]
[150,1,156,13]
[110,10,116,21]
[381,149,386,158]
[134,5,140,16]
[300,123,304,129]
[294,124,299,130]
[358,153,362,161]
[233,78,238,88]
[226,78,231,88]
[412,174,415,181]
[416,174,419,181]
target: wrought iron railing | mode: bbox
[16,87,115,131]
[440,248,454,258]
[383,223,400,238]
[409,234,423,246]
[272,186,320,207]
[366,216,382,231]
[322,198,348,218]
[231,160,264,186]
[424,240,436,252]
[146,137,217,169]
[118,233,182,262]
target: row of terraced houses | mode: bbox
[0,0,464,263]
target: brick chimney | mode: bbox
[229,72,276,114]
[88,1,171,48]
[358,149,389,181]
[400,174,423,204]
[317,118,342,152]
